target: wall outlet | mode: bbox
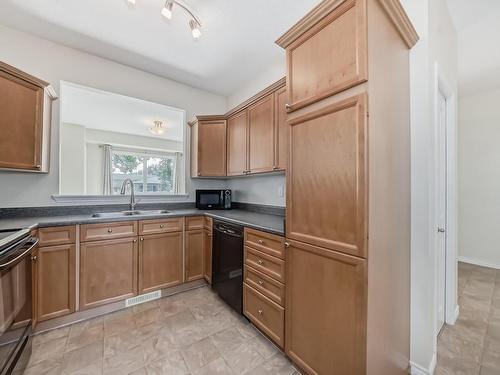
[278,185,284,197]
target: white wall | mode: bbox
[228,174,285,207]
[0,24,228,208]
[458,88,500,268]
[60,123,86,194]
[401,0,458,373]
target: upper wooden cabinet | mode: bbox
[274,87,288,171]
[276,0,368,112]
[0,61,57,172]
[189,116,227,177]
[227,110,248,176]
[248,95,275,174]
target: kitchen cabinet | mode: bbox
[80,237,138,309]
[38,226,76,247]
[276,0,417,373]
[285,240,367,375]
[34,243,76,322]
[139,217,183,235]
[227,110,248,176]
[189,116,227,177]
[81,221,138,242]
[138,232,183,294]
[274,87,288,171]
[185,229,204,282]
[247,94,275,174]
[203,218,213,284]
[0,61,56,172]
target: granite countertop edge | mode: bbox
[0,209,285,236]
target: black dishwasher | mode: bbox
[212,220,244,314]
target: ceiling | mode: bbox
[445,0,500,95]
[61,82,185,141]
[0,0,320,96]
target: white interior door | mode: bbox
[436,90,448,334]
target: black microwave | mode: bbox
[196,189,232,210]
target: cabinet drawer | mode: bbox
[81,221,138,242]
[139,218,183,235]
[38,226,76,246]
[245,228,285,260]
[203,216,213,230]
[243,284,284,348]
[244,265,285,306]
[244,246,285,283]
[186,216,204,230]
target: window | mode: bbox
[111,149,177,194]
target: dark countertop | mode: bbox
[0,209,285,236]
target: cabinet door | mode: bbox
[285,240,367,375]
[80,237,138,309]
[138,232,183,294]
[36,244,76,321]
[227,111,248,176]
[198,120,227,176]
[274,87,288,171]
[282,0,367,112]
[0,64,44,171]
[248,95,275,174]
[287,94,367,258]
[185,229,204,282]
[203,228,212,284]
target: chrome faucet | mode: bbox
[120,179,136,211]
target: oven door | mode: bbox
[196,190,224,210]
[0,237,37,375]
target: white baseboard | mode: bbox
[410,353,437,375]
[458,256,500,270]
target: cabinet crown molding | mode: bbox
[379,0,419,48]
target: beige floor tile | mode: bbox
[245,353,296,375]
[104,329,142,358]
[141,330,178,364]
[192,358,234,375]
[134,307,163,328]
[60,340,103,375]
[132,300,159,314]
[222,342,265,374]
[68,317,104,338]
[66,323,104,352]
[24,358,63,375]
[248,334,279,360]
[103,346,144,375]
[103,312,136,337]
[235,323,258,339]
[181,337,220,372]
[33,326,70,346]
[159,298,189,318]
[210,327,246,354]
[30,336,67,366]
[145,350,189,374]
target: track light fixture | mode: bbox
[127,0,202,39]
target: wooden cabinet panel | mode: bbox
[244,265,285,306]
[244,246,285,283]
[185,229,204,282]
[243,284,284,348]
[139,218,183,236]
[203,228,212,284]
[203,216,213,231]
[244,228,285,260]
[285,239,367,375]
[138,232,183,294]
[186,216,204,231]
[80,237,138,309]
[0,62,55,172]
[38,226,76,247]
[287,94,367,258]
[35,244,75,321]
[197,119,227,177]
[248,95,275,174]
[81,221,138,242]
[227,111,248,176]
[283,0,367,112]
[274,87,288,171]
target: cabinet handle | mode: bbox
[108,229,113,233]
[285,104,291,110]
[258,280,263,286]
[273,166,280,171]
[258,260,263,265]
[160,224,165,228]
[31,255,37,262]
[140,237,144,241]
[35,165,41,170]
[258,239,264,245]
[284,242,290,248]
[258,309,263,315]
[133,239,137,243]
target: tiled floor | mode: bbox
[436,262,500,375]
[27,286,298,375]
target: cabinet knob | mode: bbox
[140,237,144,241]
[258,280,263,286]
[31,255,37,262]
[198,173,201,176]
[284,242,290,248]
[35,165,41,170]
[258,260,263,265]
[258,309,263,315]
[108,229,113,233]
[160,224,165,228]
[258,239,264,245]
[273,166,280,171]
[133,239,137,243]
[285,104,291,110]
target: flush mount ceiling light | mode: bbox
[127,0,202,40]
[149,120,166,135]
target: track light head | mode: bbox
[127,0,136,5]
[161,1,174,19]
[189,19,201,39]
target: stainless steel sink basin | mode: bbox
[92,210,170,218]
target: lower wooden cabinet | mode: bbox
[138,232,183,294]
[285,240,367,375]
[203,228,212,284]
[34,244,75,322]
[80,237,138,309]
[185,229,204,282]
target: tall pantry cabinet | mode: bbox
[276,0,418,374]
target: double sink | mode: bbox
[92,210,170,218]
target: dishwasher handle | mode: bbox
[214,225,243,238]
